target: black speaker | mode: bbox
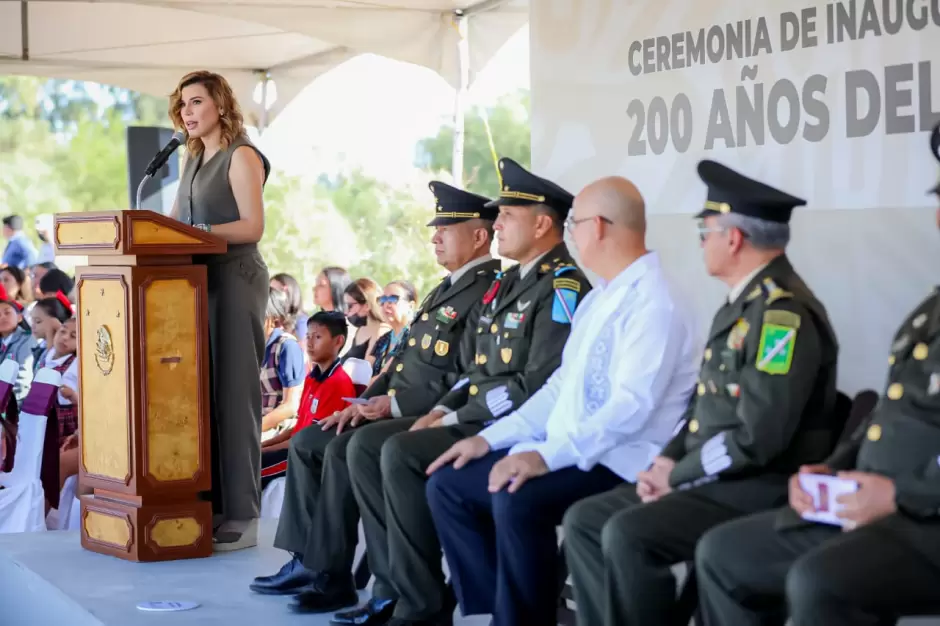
[126,126,181,213]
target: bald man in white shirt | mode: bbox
[424,177,700,626]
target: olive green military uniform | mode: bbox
[696,127,940,626]
[346,241,591,621]
[563,161,843,626]
[271,258,501,577]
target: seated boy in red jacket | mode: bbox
[262,311,355,488]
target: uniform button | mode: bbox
[491,324,498,334]
[914,343,929,360]
[719,364,726,371]
[697,383,705,396]
[887,383,904,400]
[477,327,483,334]
[888,355,895,365]
[396,363,404,372]
[689,419,699,433]
[388,389,397,397]
[421,313,429,321]
[469,385,479,396]
[477,354,487,365]
[408,338,416,347]
[704,348,712,361]
[867,424,882,441]
[504,332,509,338]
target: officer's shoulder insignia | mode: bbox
[762,277,793,305]
[756,309,800,375]
[745,286,763,302]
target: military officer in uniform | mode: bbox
[249,182,502,613]
[562,159,841,626]
[695,124,940,626]
[331,158,592,626]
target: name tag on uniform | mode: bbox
[504,312,525,329]
[311,399,319,413]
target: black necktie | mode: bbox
[440,276,452,293]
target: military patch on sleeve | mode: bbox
[552,287,578,324]
[756,311,800,375]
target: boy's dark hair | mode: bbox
[308,310,348,341]
[2,215,24,231]
[39,268,74,296]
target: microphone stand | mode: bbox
[135,173,152,211]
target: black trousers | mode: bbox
[427,450,623,626]
[696,508,940,626]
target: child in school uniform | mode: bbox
[260,287,307,442]
[44,317,81,489]
[0,293,36,403]
[30,293,73,370]
[261,311,355,488]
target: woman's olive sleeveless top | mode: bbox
[177,134,271,259]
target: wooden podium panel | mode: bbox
[55,211,225,562]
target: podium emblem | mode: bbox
[95,325,115,375]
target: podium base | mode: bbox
[79,493,212,562]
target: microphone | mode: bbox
[144,130,185,177]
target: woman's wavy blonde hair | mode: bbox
[169,71,245,155]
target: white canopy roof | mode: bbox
[0,1,527,125]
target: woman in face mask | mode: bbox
[341,277,390,372]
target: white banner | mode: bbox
[531,0,940,212]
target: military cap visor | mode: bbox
[485,157,575,217]
[427,181,497,227]
[929,123,940,195]
[695,160,806,224]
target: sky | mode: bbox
[256,26,530,184]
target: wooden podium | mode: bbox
[54,210,226,562]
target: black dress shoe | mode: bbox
[288,572,359,614]
[331,597,396,625]
[249,555,318,595]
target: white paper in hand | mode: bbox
[798,474,859,527]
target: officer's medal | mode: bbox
[727,318,749,351]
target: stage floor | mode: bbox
[0,520,491,626]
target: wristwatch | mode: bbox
[195,223,212,232]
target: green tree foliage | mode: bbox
[414,89,531,199]
[1,76,531,301]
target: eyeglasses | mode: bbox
[696,222,728,242]
[564,214,613,233]
[378,295,401,305]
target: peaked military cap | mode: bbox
[929,122,940,195]
[485,157,575,217]
[427,181,497,227]
[696,160,806,224]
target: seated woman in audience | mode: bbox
[260,311,355,488]
[30,294,73,371]
[271,272,310,341]
[38,269,74,301]
[313,266,355,356]
[0,295,35,402]
[369,280,417,378]
[341,277,389,366]
[260,287,307,442]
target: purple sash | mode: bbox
[21,379,61,509]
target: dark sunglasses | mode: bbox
[378,295,401,305]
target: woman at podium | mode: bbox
[169,70,271,550]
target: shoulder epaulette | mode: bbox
[762,277,793,305]
[554,263,577,277]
